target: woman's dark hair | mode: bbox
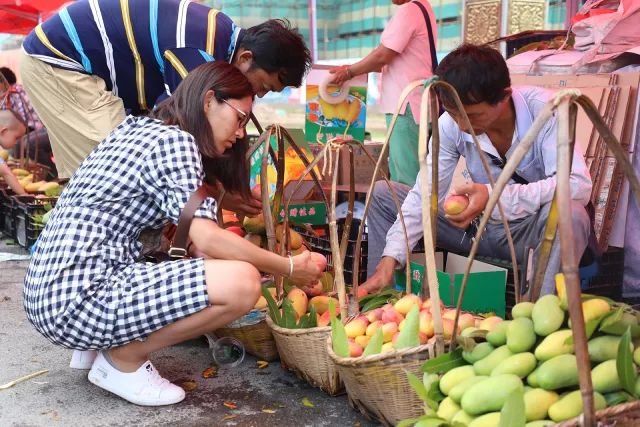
[241,19,311,88]
[0,67,17,85]
[152,61,253,197]
[435,44,511,107]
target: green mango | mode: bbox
[548,390,606,422]
[636,376,640,396]
[468,412,501,427]
[525,421,554,427]
[437,396,461,422]
[527,367,540,388]
[449,375,488,403]
[591,359,622,393]
[486,321,510,347]
[451,410,476,425]
[532,295,564,336]
[512,302,535,319]
[534,329,574,361]
[507,317,536,353]
[524,388,559,421]
[473,345,513,376]
[634,346,640,365]
[492,352,537,378]
[440,365,476,396]
[461,374,523,416]
[588,335,630,362]
[536,354,579,390]
[463,342,495,364]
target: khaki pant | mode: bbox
[20,52,125,179]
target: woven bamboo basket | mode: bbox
[266,317,343,395]
[327,338,436,426]
[555,400,640,427]
[213,309,279,362]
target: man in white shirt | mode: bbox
[363,44,593,296]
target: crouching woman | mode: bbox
[23,62,326,406]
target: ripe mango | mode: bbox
[443,195,470,215]
[532,295,564,336]
[309,296,339,315]
[534,329,574,361]
[486,320,509,347]
[468,412,501,427]
[344,317,368,339]
[243,213,266,235]
[527,367,540,388]
[474,345,513,376]
[451,410,476,425]
[589,335,631,362]
[507,317,536,353]
[253,296,268,310]
[491,352,537,378]
[286,288,308,318]
[24,181,46,193]
[449,375,488,403]
[591,359,622,393]
[582,298,611,323]
[275,224,304,250]
[461,374,523,415]
[440,365,476,396]
[11,168,29,177]
[478,316,503,332]
[524,388,559,421]
[548,390,606,422]
[319,271,334,293]
[462,342,494,364]
[536,354,578,390]
[436,396,461,422]
[512,302,535,319]
[393,294,422,315]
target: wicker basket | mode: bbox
[266,316,343,395]
[555,400,640,426]
[213,309,279,362]
[327,337,437,426]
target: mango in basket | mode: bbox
[393,294,421,315]
[461,374,523,415]
[253,288,277,310]
[344,316,368,338]
[547,390,606,422]
[478,315,503,332]
[38,181,60,193]
[11,168,29,177]
[275,224,303,250]
[243,213,266,235]
[308,295,338,315]
[523,388,559,422]
[532,295,564,336]
[24,181,46,193]
[285,288,308,318]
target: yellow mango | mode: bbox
[524,388,559,421]
[286,288,308,318]
[437,397,461,422]
[24,181,46,193]
[439,365,476,396]
[11,168,29,177]
[548,390,606,422]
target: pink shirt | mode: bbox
[380,0,437,123]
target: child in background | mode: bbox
[0,110,27,195]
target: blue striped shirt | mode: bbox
[23,0,243,114]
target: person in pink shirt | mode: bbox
[331,0,438,186]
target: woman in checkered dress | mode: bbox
[23,62,326,406]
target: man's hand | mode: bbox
[359,257,397,295]
[445,182,488,229]
[328,65,353,86]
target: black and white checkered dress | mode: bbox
[23,116,218,350]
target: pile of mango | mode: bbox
[429,289,639,426]
[10,168,61,196]
[243,214,306,254]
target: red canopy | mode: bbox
[0,0,70,35]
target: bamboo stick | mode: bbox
[328,145,349,320]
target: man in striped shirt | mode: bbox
[20,0,310,184]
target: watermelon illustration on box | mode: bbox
[305,65,368,144]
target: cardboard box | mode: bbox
[394,252,508,317]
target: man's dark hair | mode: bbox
[0,67,17,85]
[152,61,253,198]
[240,19,311,88]
[435,44,511,107]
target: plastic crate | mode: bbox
[0,188,16,238]
[12,195,56,249]
[580,248,624,301]
[294,219,368,285]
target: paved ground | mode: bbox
[0,240,375,427]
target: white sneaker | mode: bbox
[88,352,185,406]
[69,350,98,370]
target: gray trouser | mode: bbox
[367,181,592,296]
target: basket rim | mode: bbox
[265,315,332,335]
[325,336,436,366]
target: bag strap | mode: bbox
[485,152,530,185]
[412,0,438,73]
[169,186,209,259]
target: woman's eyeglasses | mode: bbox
[222,99,251,128]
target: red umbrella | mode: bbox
[0,0,70,35]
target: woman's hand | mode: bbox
[288,251,326,287]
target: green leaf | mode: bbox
[600,307,624,330]
[262,286,281,325]
[331,316,349,358]
[617,327,638,397]
[423,373,445,403]
[363,328,384,356]
[307,304,317,328]
[406,371,430,405]
[499,389,526,427]
[328,298,338,322]
[604,391,634,406]
[422,348,466,373]
[585,313,608,338]
[396,305,420,349]
[301,397,314,407]
[281,299,297,329]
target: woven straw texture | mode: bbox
[327,337,436,426]
[555,400,640,426]
[215,311,279,362]
[266,317,343,395]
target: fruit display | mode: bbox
[406,285,640,426]
[5,167,61,196]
